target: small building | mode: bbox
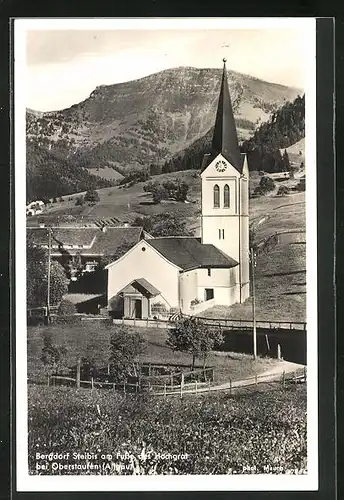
[26,225,146,276]
[267,172,290,181]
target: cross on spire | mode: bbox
[211,59,243,173]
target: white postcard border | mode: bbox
[15,17,317,492]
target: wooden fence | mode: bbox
[27,306,59,316]
[45,366,306,398]
[190,316,307,331]
[113,315,306,331]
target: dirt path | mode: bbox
[155,360,305,396]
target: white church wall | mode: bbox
[202,216,240,262]
[179,269,198,313]
[196,267,234,288]
[107,240,180,310]
[181,267,240,314]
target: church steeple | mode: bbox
[211,58,242,173]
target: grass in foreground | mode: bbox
[27,324,277,384]
[28,384,307,475]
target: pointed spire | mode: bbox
[211,58,242,172]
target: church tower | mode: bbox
[201,59,250,303]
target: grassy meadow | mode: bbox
[28,383,307,475]
[27,323,278,385]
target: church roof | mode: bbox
[118,278,161,298]
[148,237,238,271]
[209,59,243,173]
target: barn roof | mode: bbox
[148,237,238,271]
[26,226,144,256]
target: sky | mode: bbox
[25,26,308,112]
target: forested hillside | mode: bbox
[241,94,305,171]
[158,94,305,174]
[26,142,112,201]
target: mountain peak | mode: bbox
[26,66,302,197]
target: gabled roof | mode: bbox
[208,59,243,174]
[27,226,144,256]
[119,278,161,298]
[148,237,238,271]
[27,227,99,247]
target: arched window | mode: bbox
[213,184,220,208]
[224,184,230,208]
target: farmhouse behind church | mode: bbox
[106,60,250,318]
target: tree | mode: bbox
[149,163,162,176]
[27,244,69,308]
[75,196,84,206]
[296,178,306,191]
[277,185,290,196]
[259,176,275,194]
[143,179,189,204]
[109,326,146,382]
[167,317,224,370]
[282,149,291,171]
[132,213,193,237]
[84,189,100,203]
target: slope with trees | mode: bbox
[160,94,305,174]
[26,142,113,202]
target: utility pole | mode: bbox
[250,247,257,359]
[47,226,52,321]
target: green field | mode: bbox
[29,169,305,236]
[28,170,201,230]
[87,166,124,182]
[27,323,277,385]
[202,190,306,322]
[28,383,307,475]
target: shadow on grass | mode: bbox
[139,201,156,206]
[264,269,306,278]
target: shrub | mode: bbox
[109,326,146,382]
[296,179,306,191]
[84,189,100,203]
[58,299,77,316]
[190,298,202,307]
[40,330,68,375]
[75,196,84,206]
[259,176,276,194]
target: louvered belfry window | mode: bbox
[224,184,230,208]
[213,184,220,208]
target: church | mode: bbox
[105,59,250,319]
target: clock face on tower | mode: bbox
[215,160,227,172]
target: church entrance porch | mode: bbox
[124,294,146,319]
[117,278,161,320]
